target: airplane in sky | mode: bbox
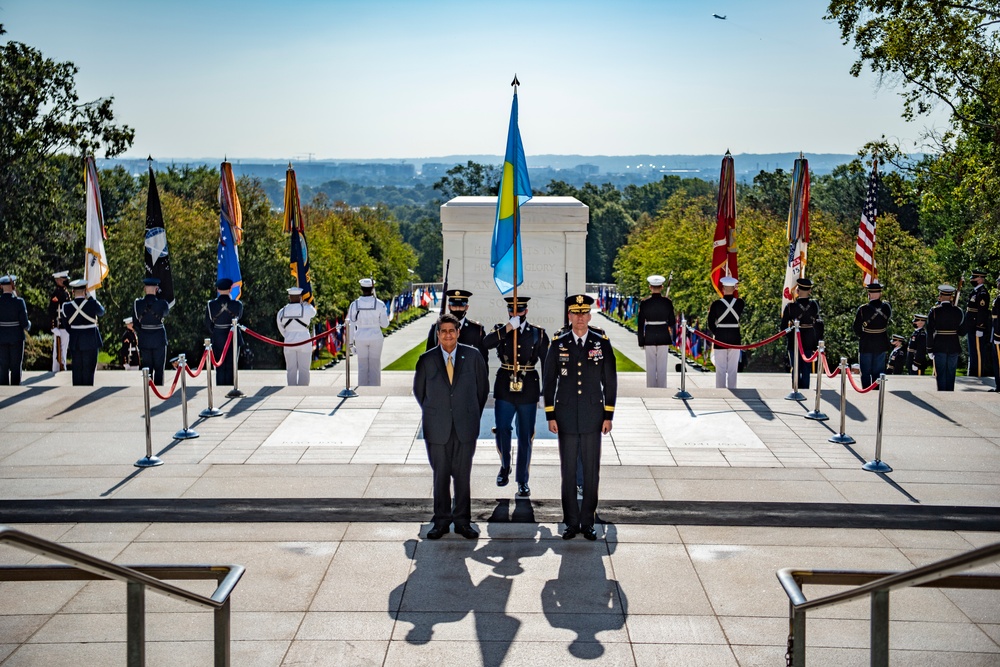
[713,14,727,20]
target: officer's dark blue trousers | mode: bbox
[967,332,992,377]
[140,345,166,385]
[935,353,959,391]
[859,352,887,388]
[0,341,24,385]
[559,431,601,530]
[494,399,536,485]
[71,349,98,386]
[788,349,814,389]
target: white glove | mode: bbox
[976,330,984,337]
[928,353,934,361]
[508,316,521,329]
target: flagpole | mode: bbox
[511,75,521,386]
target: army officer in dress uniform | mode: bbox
[0,275,30,386]
[707,276,744,388]
[206,278,243,385]
[483,295,550,497]
[906,314,929,375]
[926,284,966,391]
[852,281,892,388]
[121,318,140,370]
[991,276,1000,392]
[60,278,105,386]
[636,275,676,388]
[543,294,617,541]
[426,289,488,362]
[134,277,170,385]
[887,335,907,375]
[965,270,992,377]
[780,277,823,390]
[49,270,71,372]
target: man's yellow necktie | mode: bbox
[447,355,454,384]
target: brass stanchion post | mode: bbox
[804,340,829,420]
[134,368,163,468]
[829,357,856,444]
[673,315,693,400]
[173,354,199,440]
[200,338,222,418]
[863,373,892,472]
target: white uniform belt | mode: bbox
[141,325,164,330]
[71,324,98,329]
[715,324,739,328]
[214,324,231,329]
[0,322,21,327]
[644,321,668,325]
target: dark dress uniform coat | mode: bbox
[906,327,929,374]
[121,329,140,368]
[707,296,745,345]
[483,321,549,404]
[853,299,892,354]
[0,292,30,385]
[781,297,823,388]
[887,346,906,375]
[206,295,244,385]
[926,300,966,391]
[60,295,105,385]
[636,294,676,347]
[48,284,69,330]
[133,294,170,384]
[965,283,992,376]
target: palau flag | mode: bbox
[218,160,243,300]
[83,157,109,292]
[283,164,313,303]
[144,162,175,306]
[491,79,532,295]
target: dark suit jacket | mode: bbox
[413,343,489,444]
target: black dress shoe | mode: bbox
[455,525,479,539]
[426,525,448,540]
[582,527,598,541]
[562,527,579,540]
[496,467,511,487]
[517,483,530,497]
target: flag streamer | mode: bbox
[84,157,108,291]
[491,88,532,295]
[710,151,738,297]
[217,161,244,300]
[781,156,810,311]
[283,165,313,303]
[144,164,176,306]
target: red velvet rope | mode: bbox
[209,329,234,368]
[796,331,820,362]
[689,327,790,350]
[185,351,208,378]
[846,368,880,394]
[148,365,183,400]
[241,325,334,348]
[821,351,841,378]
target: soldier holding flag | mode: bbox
[0,275,30,385]
[60,278,105,386]
[206,278,243,385]
[49,271,71,372]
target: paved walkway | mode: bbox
[1,309,998,666]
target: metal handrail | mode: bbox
[0,525,244,667]
[778,540,1000,666]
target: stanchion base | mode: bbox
[134,456,164,468]
[338,388,359,398]
[804,411,829,421]
[225,389,244,398]
[672,390,693,400]
[862,459,892,473]
[829,434,856,444]
[199,408,223,418]
[173,429,200,440]
[785,391,807,401]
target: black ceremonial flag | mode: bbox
[144,165,175,306]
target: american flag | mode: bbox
[854,162,879,285]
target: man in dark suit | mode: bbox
[413,313,490,540]
[60,278,105,386]
[134,277,170,385]
[543,294,617,541]
[0,275,31,385]
[206,278,243,385]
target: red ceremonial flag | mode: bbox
[854,161,879,285]
[711,151,738,297]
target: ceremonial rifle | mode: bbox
[439,259,450,316]
[953,275,965,307]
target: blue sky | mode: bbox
[3,0,947,160]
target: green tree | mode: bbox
[432,161,501,199]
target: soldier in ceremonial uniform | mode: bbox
[543,294,617,541]
[965,270,992,377]
[426,289,488,362]
[205,278,243,385]
[134,277,170,385]
[926,284,966,391]
[886,335,907,375]
[0,275,30,385]
[636,275,676,388]
[347,278,390,386]
[50,271,71,372]
[277,286,317,386]
[121,318,140,370]
[707,276,744,388]
[852,281,892,388]
[780,277,823,389]
[906,314,929,375]
[991,276,1000,392]
[60,278,105,386]
[483,295,550,497]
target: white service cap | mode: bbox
[287,287,304,295]
[719,276,739,287]
[52,270,70,279]
[359,278,374,288]
[647,274,666,286]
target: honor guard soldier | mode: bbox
[277,286,317,386]
[926,284,966,391]
[707,276,744,388]
[121,318,140,370]
[780,277,824,389]
[965,270,992,377]
[543,294,617,541]
[852,281,892,387]
[886,335,907,375]
[347,278,389,386]
[0,275,30,385]
[636,275,676,388]
[59,278,105,386]
[906,314,929,375]
[426,289,488,362]
[206,278,243,385]
[991,275,1000,392]
[134,277,170,385]
[49,271,71,372]
[483,295,550,497]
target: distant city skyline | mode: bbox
[5,0,948,161]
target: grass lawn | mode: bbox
[386,341,646,373]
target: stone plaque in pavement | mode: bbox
[262,409,379,447]
[649,410,766,449]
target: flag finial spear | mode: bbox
[511,74,520,87]
[799,151,804,159]
[725,148,731,156]
[147,155,152,163]
[288,162,293,170]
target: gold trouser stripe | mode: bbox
[975,335,982,376]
